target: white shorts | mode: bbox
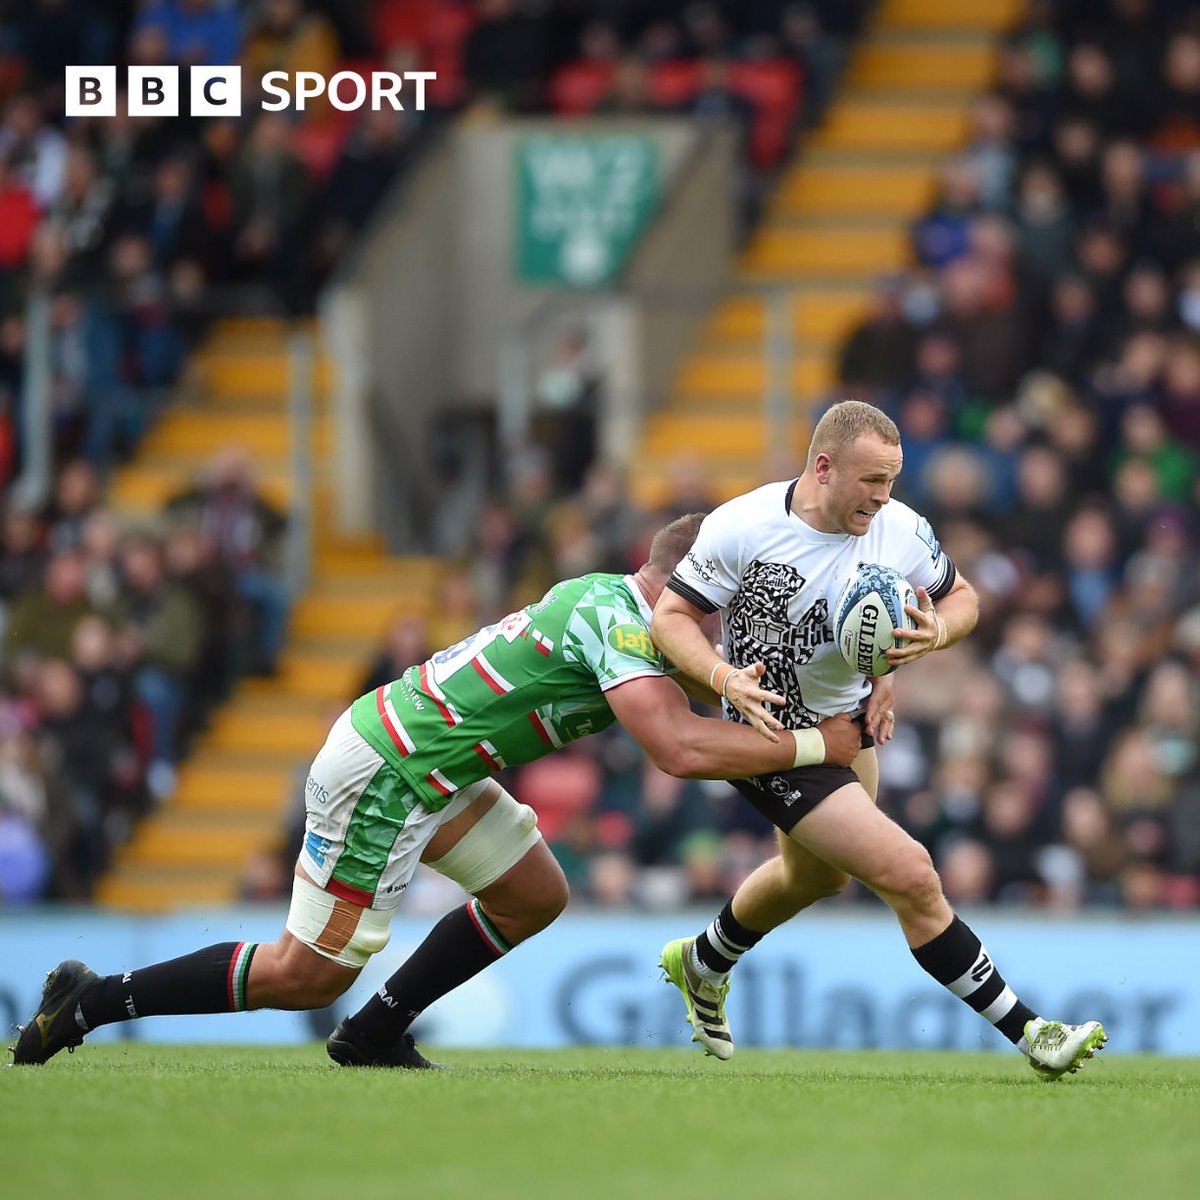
[296,709,486,908]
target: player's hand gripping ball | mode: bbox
[833,564,917,678]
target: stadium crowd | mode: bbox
[5,0,1200,917]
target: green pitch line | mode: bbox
[4,1047,1198,1200]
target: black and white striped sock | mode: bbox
[911,915,1038,1044]
[690,900,765,983]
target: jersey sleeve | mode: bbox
[892,504,957,602]
[561,583,667,692]
[665,500,747,613]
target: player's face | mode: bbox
[823,434,903,535]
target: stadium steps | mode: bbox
[96,317,442,913]
[628,0,1012,511]
[873,0,1021,33]
[95,866,247,911]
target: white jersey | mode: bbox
[668,480,957,729]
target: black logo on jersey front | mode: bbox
[726,560,833,729]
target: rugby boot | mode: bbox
[10,959,100,1065]
[326,1019,445,1069]
[660,936,733,1060]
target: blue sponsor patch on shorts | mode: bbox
[305,830,333,867]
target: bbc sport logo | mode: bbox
[64,66,437,118]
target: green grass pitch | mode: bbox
[3,1046,1198,1199]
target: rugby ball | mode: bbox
[833,564,917,677]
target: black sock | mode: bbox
[693,899,766,977]
[348,900,511,1042]
[910,916,1037,1044]
[78,942,258,1031]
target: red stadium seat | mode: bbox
[548,61,614,114]
[372,0,433,50]
[729,59,804,168]
[424,4,473,106]
[648,60,702,108]
[293,108,356,180]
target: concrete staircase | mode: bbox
[97,317,440,912]
[630,0,1019,509]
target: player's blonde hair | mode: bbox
[648,512,706,576]
[806,400,900,468]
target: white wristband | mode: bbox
[791,727,826,768]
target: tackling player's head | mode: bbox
[647,512,706,578]
[806,400,902,536]
[632,512,706,609]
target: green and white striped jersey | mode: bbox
[349,573,668,808]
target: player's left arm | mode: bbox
[886,570,979,668]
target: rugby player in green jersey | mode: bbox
[12,513,867,1069]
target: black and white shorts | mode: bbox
[731,717,874,833]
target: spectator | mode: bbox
[0,92,67,210]
[125,155,212,276]
[595,56,659,116]
[0,504,47,610]
[838,275,917,394]
[963,92,1018,210]
[166,447,290,676]
[242,0,339,116]
[358,612,432,696]
[42,459,101,553]
[1096,139,1153,257]
[229,114,309,286]
[111,533,204,793]
[1014,161,1075,285]
[0,805,51,903]
[34,658,120,885]
[463,0,551,113]
[533,326,602,494]
[0,156,41,277]
[47,145,117,285]
[133,0,242,67]
[779,2,845,126]
[999,443,1074,572]
[162,519,239,708]
[6,548,100,666]
[1160,333,1200,447]
[1061,505,1120,632]
[311,108,415,269]
[912,158,980,269]
[1153,29,1200,152]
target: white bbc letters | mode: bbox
[128,66,179,117]
[65,66,117,117]
[190,66,242,116]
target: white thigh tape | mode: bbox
[285,874,393,969]
[427,788,542,895]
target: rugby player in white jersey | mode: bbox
[653,400,1106,1080]
[12,514,869,1069]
